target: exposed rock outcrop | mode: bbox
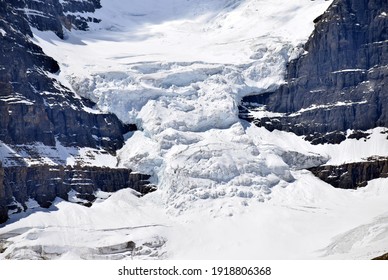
[11,0,102,38]
[0,1,131,151]
[0,164,155,222]
[61,0,102,31]
[240,0,387,144]
[238,0,388,189]
[0,162,6,223]
[0,1,148,223]
[373,252,388,260]
[309,157,388,189]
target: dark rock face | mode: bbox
[9,0,102,38]
[61,0,102,31]
[0,163,6,223]
[373,252,388,260]
[0,165,155,223]
[309,157,388,189]
[239,0,388,190]
[0,1,127,151]
[12,0,65,38]
[0,1,148,223]
[240,0,388,144]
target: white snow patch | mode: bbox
[25,199,41,210]
[165,175,388,259]
[332,69,366,74]
[247,126,388,166]
[0,190,169,260]
[0,139,118,167]
[288,100,368,117]
[67,189,88,204]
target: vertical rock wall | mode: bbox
[0,165,156,224]
[0,1,150,224]
[240,0,388,144]
[0,163,6,223]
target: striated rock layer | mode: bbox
[0,1,147,223]
[309,157,388,189]
[240,0,387,144]
[239,0,388,189]
[0,0,128,151]
[1,165,154,220]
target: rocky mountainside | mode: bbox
[240,0,387,144]
[0,0,125,150]
[0,0,152,223]
[239,0,387,188]
[0,0,388,261]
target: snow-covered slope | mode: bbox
[2,174,388,259]
[2,0,388,260]
[32,0,333,213]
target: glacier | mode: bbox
[1,0,388,260]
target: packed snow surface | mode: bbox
[2,0,388,259]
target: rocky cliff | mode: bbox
[309,157,388,189]
[3,165,154,212]
[0,0,129,151]
[0,0,147,223]
[11,0,101,38]
[240,0,387,144]
[239,0,387,189]
[0,163,5,223]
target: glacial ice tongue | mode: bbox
[52,0,334,216]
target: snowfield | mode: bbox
[2,0,388,260]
